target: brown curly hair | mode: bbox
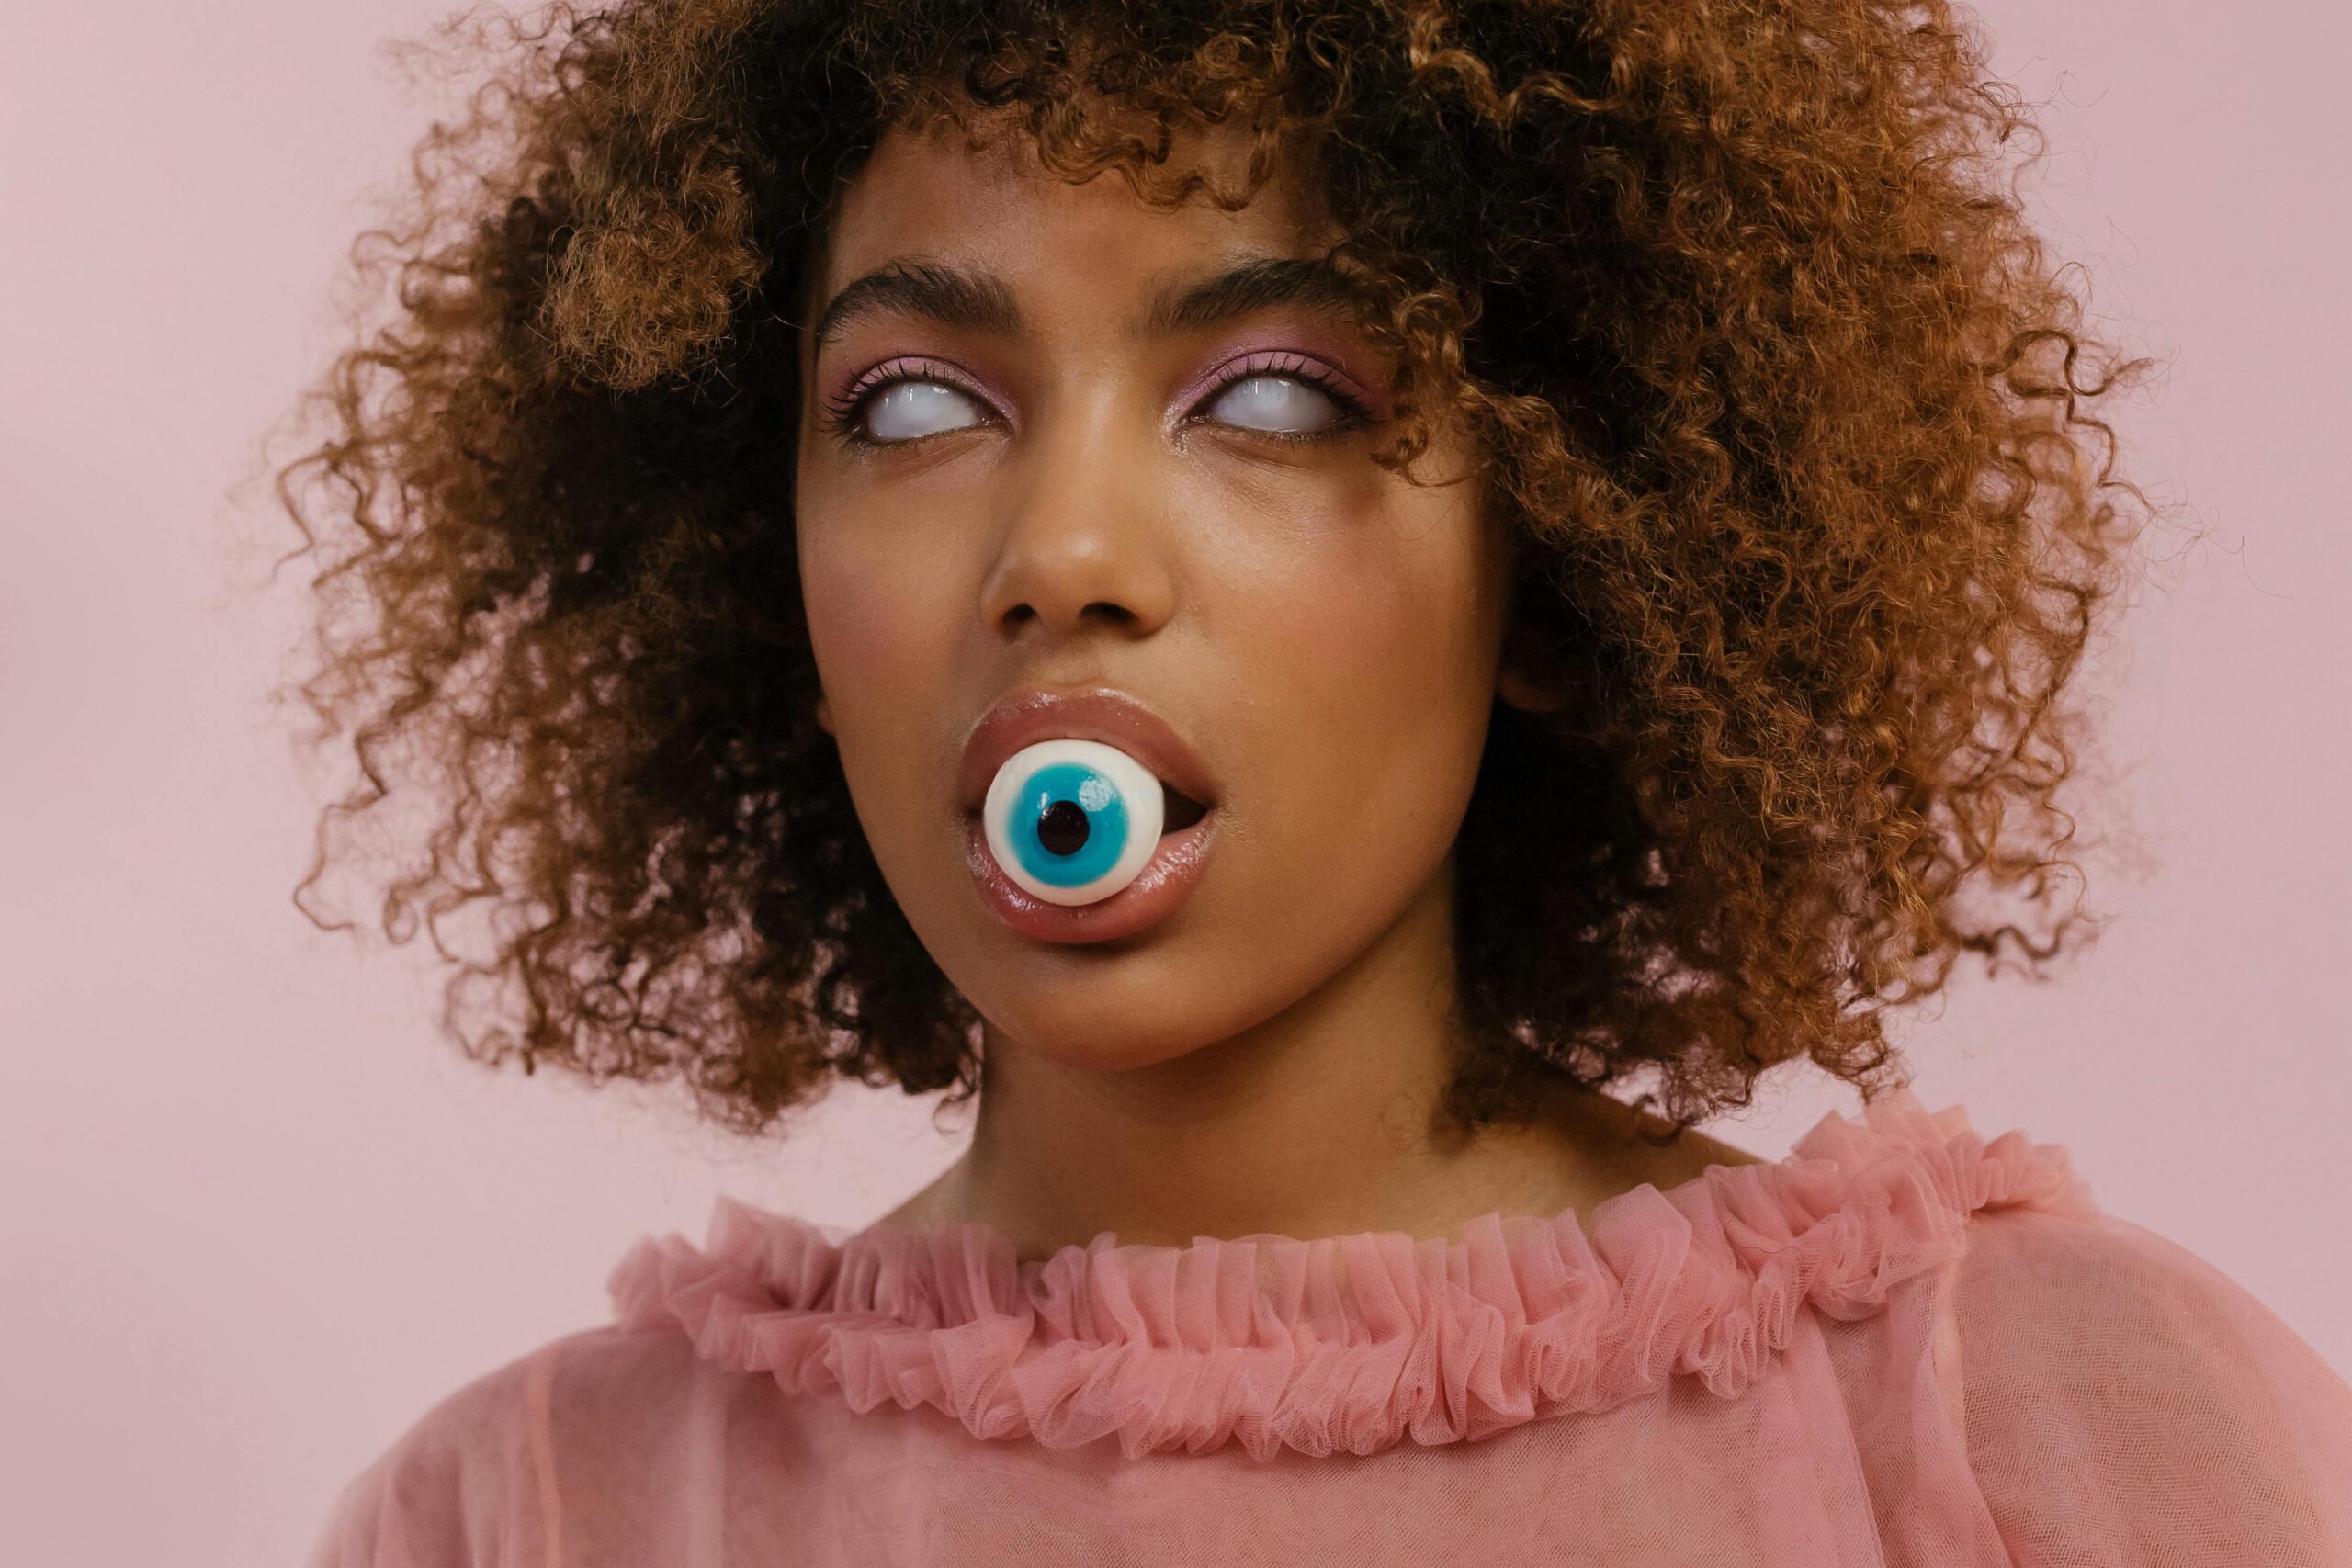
[268,0,2159,1145]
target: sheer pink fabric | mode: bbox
[304,1089,2352,1564]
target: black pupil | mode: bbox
[1037,797,1091,856]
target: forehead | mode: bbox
[809,111,1330,308]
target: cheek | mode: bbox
[1256,516,1496,721]
[800,547,888,677]
[804,465,950,686]
[796,517,963,742]
[1237,502,1502,847]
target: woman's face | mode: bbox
[794,109,1528,1071]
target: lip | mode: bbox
[956,685,1222,945]
[956,687,1220,818]
[964,808,1219,944]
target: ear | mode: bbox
[1497,658,1569,714]
[815,694,834,735]
[1495,588,1576,716]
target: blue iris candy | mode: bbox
[1004,761,1131,887]
[981,739,1169,907]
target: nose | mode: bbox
[976,391,1180,644]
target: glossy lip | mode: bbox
[956,685,1223,946]
[956,687,1220,818]
[964,808,1219,945]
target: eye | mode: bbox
[1193,354,1376,444]
[820,359,990,447]
[862,380,984,442]
[1204,374,1344,434]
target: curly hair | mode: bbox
[268,0,2158,1145]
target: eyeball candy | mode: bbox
[980,739,1170,906]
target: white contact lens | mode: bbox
[981,739,1168,906]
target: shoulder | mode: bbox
[1952,1201,2326,1391]
[1951,1201,2320,1413]
[303,1324,714,1568]
[1950,1203,2352,1562]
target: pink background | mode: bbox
[3,3,2346,1563]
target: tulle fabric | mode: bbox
[304,1089,2352,1566]
[600,1087,2094,1461]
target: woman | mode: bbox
[285,0,2352,1562]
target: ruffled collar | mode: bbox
[605,1087,2097,1461]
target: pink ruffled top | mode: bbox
[306,1088,2352,1567]
[603,1085,2094,1461]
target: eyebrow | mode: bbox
[808,253,1363,355]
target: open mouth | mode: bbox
[1160,780,1211,836]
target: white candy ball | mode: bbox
[981,738,1167,906]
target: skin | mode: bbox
[795,106,1761,1265]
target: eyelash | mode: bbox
[816,352,1378,451]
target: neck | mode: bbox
[880,866,1762,1264]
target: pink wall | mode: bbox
[1,3,2344,1562]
